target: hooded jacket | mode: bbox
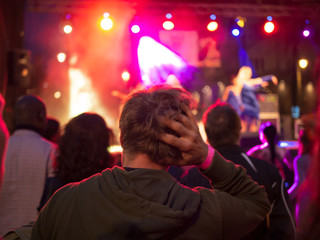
[31,151,270,240]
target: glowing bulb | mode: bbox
[264,21,275,33]
[54,91,61,99]
[100,17,113,30]
[57,53,66,63]
[103,12,110,18]
[303,29,310,37]
[232,28,240,37]
[131,25,140,33]
[210,14,216,20]
[207,21,218,31]
[299,59,308,69]
[236,19,245,28]
[166,13,172,19]
[163,21,174,30]
[122,71,130,81]
[63,25,72,34]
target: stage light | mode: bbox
[303,29,310,37]
[108,145,123,154]
[54,91,61,99]
[163,21,174,30]
[235,17,246,28]
[264,21,275,33]
[131,24,140,33]
[232,28,240,37]
[267,16,273,21]
[166,13,172,19]
[103,12,110,18]
[236,19,244,28]
[65,14,71,20]
[210,14,216,20]
[306,82,314,93]
[57,53,66,63]
[63,24,72,34]
[122,71,130,81]
[299,59,308,69]
[207,21,218,31]
[100,17,113,30]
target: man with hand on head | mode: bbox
[31,85,270,240]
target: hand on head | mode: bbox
[158,104,208,166]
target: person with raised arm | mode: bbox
[31,85,270,240]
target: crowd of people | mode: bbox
[0,77,318,239]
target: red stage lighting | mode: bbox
[131,25,140,33]
[122,71,130,81]
[63,24,72,34]
[264,21,275,33]
[57,53,66,63]
[207,21,218,32]
[163,21,174,31]
[100,17,113,31]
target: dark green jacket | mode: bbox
[31,152,270,240]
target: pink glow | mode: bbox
[303,29,310,37]
[137,36,187,86]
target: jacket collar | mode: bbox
[215,144,244,155]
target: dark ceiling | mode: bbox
[26,0,320,18]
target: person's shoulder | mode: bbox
[249,156,281,179]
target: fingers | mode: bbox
[181,104,198,128]
[159,115,193,140]
[158,132,187,151]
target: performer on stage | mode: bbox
[222,66,278,132]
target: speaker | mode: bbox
[8,49,32,88]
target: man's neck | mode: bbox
[122,153,167,171]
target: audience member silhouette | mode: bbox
[180,102,295,239]
[0,95,56,236]
[43,117,60,144]
[295,114,320,239]
[247,122,290,181]
[38,112,114,210]
[31,85,270,239]
[288,129,313,199]
[0,94,9,190]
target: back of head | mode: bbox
[262,124,278,144]
[56,112,114,183]
[44,117,60,143]
[119,85,194,165]
[14,95,47,134]
[203,102,241,148]
[260,123,278,164]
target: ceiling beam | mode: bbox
[27,0,320,18]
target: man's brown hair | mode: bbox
[119,85,195,165]
[203,102,241,148]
